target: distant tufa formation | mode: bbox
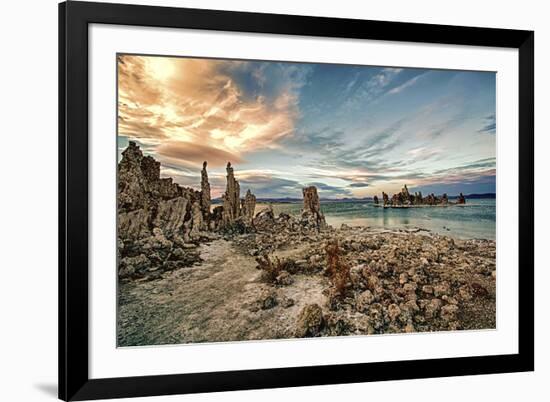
[374,184,466,207]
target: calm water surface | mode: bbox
[262,199,495,240]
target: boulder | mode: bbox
[356,290,375,312]
[295,304,324,337]
[259,289,278,310]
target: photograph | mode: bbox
[116,54,497,347]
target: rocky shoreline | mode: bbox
[117,142,496,346]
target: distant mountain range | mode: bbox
[212,193,495,204]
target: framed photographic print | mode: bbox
[59,1,534,400]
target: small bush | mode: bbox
[325,240,351,297]
[256,254,295,283]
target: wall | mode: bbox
[0,0,545,401]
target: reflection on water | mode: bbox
[259,199,496,240]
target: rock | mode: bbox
[253,205,275,230]
[222,162,241,225]
[421,285,434,295]
[325,312,353,336]
[424,298,442,318]
[210,205,224,230]
[189,201,204,238]
[200,161,211,219]
[117,141,207,279]
[309,254,323,267]
[367,274,381,290]
[368,303,385,330]
[458,285,472,301]
[350,265,366,288]
[258,289,278,310]
[399,272,409,285]
[276,270,293,286]
[280,296,295,308]
[471,282,489,298]
[169,247,186,260]
[378,185,467,207]
[404,321,416,333]
[403,282,417,292]
[118,208,150,240]
[388,303,401,321]
[403,300,420,313]
[150,228,172,249]
[440,304,459,322]
[118,263,136,279]
[119,254,150,277]
[433,283,450,297]
[241,189,256,222]
[301,186,327,230]
[442,295,459,305]
[295,304,324,337]
[356,290,375,312]
[118,141,185,214]
[401,184,411,205]
[152,197,189,237]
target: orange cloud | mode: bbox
[117,55,299,168]
[156,141,243,168]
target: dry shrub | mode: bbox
[325,240,351,296]
[256,255,295,283]
[325,240,340,277]
[279,258,298,274]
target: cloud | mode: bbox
[235,174,352,199]
[386,73,424,95]
[303,117,412,177]
[348,182,370,188]
[478,114,496,134]
[156,141,244,168]
[424,112,468,139]
[118,55,304,170]
[343,67,403,108]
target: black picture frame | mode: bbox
[59,1,534,400]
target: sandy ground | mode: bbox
[117,239,328,346]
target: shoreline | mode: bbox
[253,201,496,241]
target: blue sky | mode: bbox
[118,55,496,199]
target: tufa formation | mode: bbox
[302,186,327,230]
[117,142,327,280]
[378,184,464,207]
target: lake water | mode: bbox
[264,199,496,240]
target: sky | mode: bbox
[117,54,496,199]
